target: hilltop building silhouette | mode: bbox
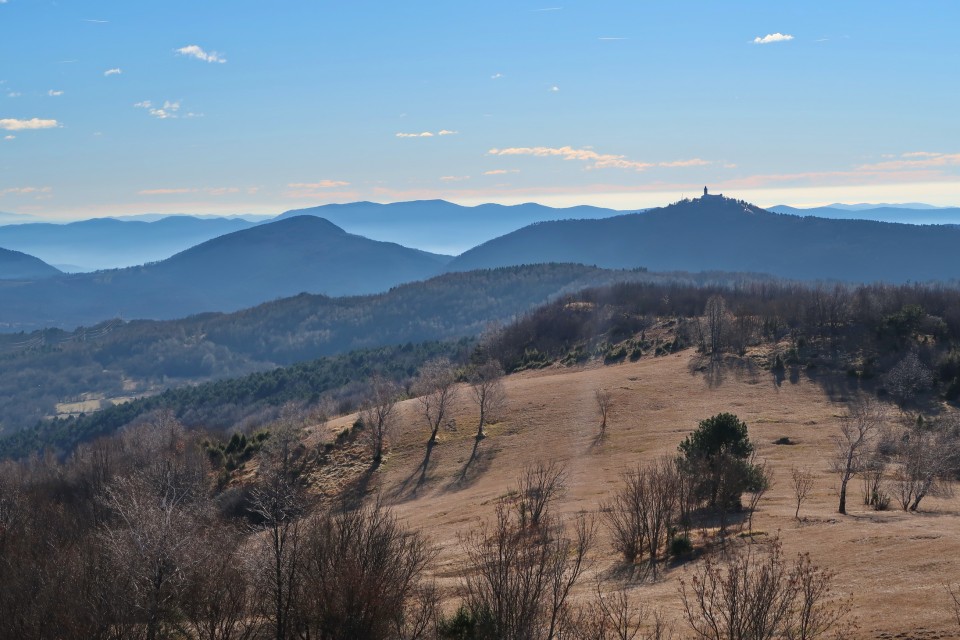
[702,186,723,199]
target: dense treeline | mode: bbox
[0,341,469,460]
[488,280,960,402]
[0,264,674,435]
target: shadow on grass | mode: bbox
[447,434,498,491]
[390,439,437,501]
[337,458,380,510]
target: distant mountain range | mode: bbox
[0,216,450,330]
[4,195,960,331]
[273,200,626,254]
[449,195,960,283]
[4,200,957,274]
[0,216,257,271]
[0,247,61,280]
[769,204,960,225]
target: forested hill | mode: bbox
[3,263,710,436]
[0,215,451,330]
[447,195,960,283]
[0,246,61,280]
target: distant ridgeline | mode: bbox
[3,195,960,330]
[447,193,960,283]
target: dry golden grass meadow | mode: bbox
[310,349,960,639]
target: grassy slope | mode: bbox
[312,350,960,638]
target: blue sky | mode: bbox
[1,1,959,219]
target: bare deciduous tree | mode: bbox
[893,417,958,511]
[567,583,674,640]
[705,295,728,357]
[360,375,401,463]
[469,360,507,439]
[679,538,853,640]
[414,358,460,444]
[743,456,772,534]
[249,418,312,640]
[515,460,568,529]
[101,472,205,640]
[297,498,438,640]
[790,467,815,521]
[602,459,679,575]
[831,400,884,515]
[595,389,613,434]
[183,528,261,640]
[460,500,593,639]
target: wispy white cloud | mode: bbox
[483,169,520,176]
[488,145,652,171]
[532,7,562,11]
[658,158,711,168]
[83,18,109,23]
[134,99,193,120]
[138,186,240,196]
[0,186,52,196]
[3,135,14,140]
[549,85,560,92]
[48,89,64,97]
[0,118,60,131]
[440,175,470,182]
[857,151,960,171]
[488,146,712,172]
[104,68,122,76]
[396,129,456,138]
[753,33,794,44]
[287,180,350,189]
[6,91,20,98]
[491,73,504,79]
[176,44,227,64]
[598,37,627,41]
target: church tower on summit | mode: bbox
[701,185,722,199]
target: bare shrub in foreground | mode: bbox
[297,498,438,640]
[603,459,679,575]
[679,538,854,640]
[566,583,675,640]
[459,502,594,640]
[515,460,568,529]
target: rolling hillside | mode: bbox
[448,195,960,283]
[0,246,61,280]
[0,215,451,330]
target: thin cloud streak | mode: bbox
[287,180,350,188]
